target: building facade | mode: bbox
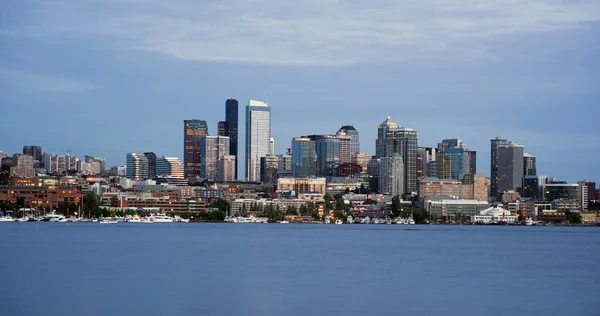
[276,177,327,196]
[337,125,360,155]
[217,155,236,182]
[126,153,149,180]
[291,137,316,178]
[156,156,184,178]
[376,117,418,194]
[246,100,271,182]
[144,152,157,179]
[497,142,524,195]
[490,136,508,200]
[201,136,230,180]
[378,155,404,196]
[523,153,536,176]
[183,120,208,180]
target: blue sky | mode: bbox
[1,0,599,183]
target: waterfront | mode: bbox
[1,223,599,316]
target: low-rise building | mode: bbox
[426,199,489,220]
[471,206,518,224]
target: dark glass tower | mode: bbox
[144,152,157,179]
[490,136,508,200]
[225,99,239,179]
[184,120,208,181]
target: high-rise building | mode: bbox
[490,136,509,199]
[23,146,42,168]
[217,155,236,182]
[417,147,436,179]
[337,125,360,155]
[156,156,184,178]
[277,155,292,172]
[376,117,418,194]
[578,180,597,203]
[435,139,475,181]
[269,137,275,155]
[84,156,106,172]
[336,134,352,164]
[497,142,524,195]
[226,98,239,179]
[201,136,230,180]
[292,137,316,178]
[126,153,148,180]
[521,175,547,201]
[351,152,371,172]
[578,181,591,210]
[65,154,79,172]
[245,100,271,182]
[523,153,536,176]
[311,135,340,177]
[462,174,489,202]
[144,152,157,179]
[218,121,228,137]
[367,157,380,193]
[0,150,8,159]
[14,155,35,178]
[379,155,404,196]
[260,154,279,184]
[183,120,208,181]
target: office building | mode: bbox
[337,125,360,155]
[544,183,579,202]
[376,116,418,194]
[217,155,236,182]
[201,136,230,180]
[84,156,106,172]
[337,163,363,177]
[65,155,79,172]
[490,136,509,199]
[225,99,239,179]
[435,139,475,181]
[22,146,42,168]
[417,147,436,179]
[336,134,352,164]
[292,137,316,178]
[310,135,340,177]
[367,157,380,193]
[352,152,371,171]
[126,153,149,180]
[276,177,327,195]
[463,174,490,202]
[246,100,271,182]
[183,120,209,180]
[260,154,279,184]
[521,175,547,201]
[379,155,404,196]
[523,153,536,176]
[218,121,228,137]
[277,155,292,172]
[144,152,157,179]
[14,155,35,178]
[156,156,184,178]
[80,162,101,175]
[497,142,524,195]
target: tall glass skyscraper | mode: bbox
[292,137,316,178]
[183,120,208,181]
[490,136,508,199]
[126,153,148,180]
[376,117,418,194]
[201,136,230,180]
[225,99,239,179]
[245,100,271,182]
[523,153,537,176]
[497,142,524,195]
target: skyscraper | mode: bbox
[376,117,418,194]
[144,152,157,179]
[417,147,436,179]
[226,98,239,179]
[336,134,352,164]
[217,121,228,137]
[22,146,42,168]
[245,100,271,182]
[201,136,230,180]
[217,155,236,182]
[379,155,404,196]
[523,153,536,176]
[490,136,508,199]
[337,125,360,155]
[269,137,275,155]
[521,175,547,201]
[435,139,475,181]
[183,120,208,181]
[260,154,279,184]
[291,137,316,178]
[126,153,148,180]
[310,135,340,177]
[156,156,184,178]
[497,142,524,195]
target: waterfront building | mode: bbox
[418,177,473,206]
[521,175,547,201]
[497,142,524,195]
[156,156,184,178]
[144,152,157,179]
[578,180,594,210]
[291,137,316,178]
[501,190,521,202]
[426,199,489,220]
[523,153,537,176]
[126,153,149,180]
[379,155,404,196]
[246,100,271,182]
[217,155,236,182]
[0,185,82,211]
[201,136,230,180]
[276,177,326,196]
[490,136,509,200]
[337,125,360,155]
[183,120,208,180]
[544,183,579,202]
[376,117,418,194]
[471,206,518,224]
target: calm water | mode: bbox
[1,223,599,316]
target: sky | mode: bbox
[1,0,599,184]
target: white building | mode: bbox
[156,156,184,178]
[201,136,230,180]
[472,206,518,224]
[80,162,101,175]
[426,199,489,219]
[379,155,404,196]
[246,100,271,182]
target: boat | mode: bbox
[99,218,118,224]
[16,216,30,222]
[127,216,141,223]
[524,218,534,226]
[407,218,416,225]
[173,215,190,223]
[0,215,15,222]
[140,217,154,223]
[42,212,64,222]
[362,216,370,224]
[347,216,353,224]
[150,214,174,223]
[279,220,289,224]
[335,219,343,225]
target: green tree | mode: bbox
[208,199,230,213]
[265,204,284,222]
[565,210,582,224]
[285,205,298,215]
[391,195,402,218]
[412,208,429,224]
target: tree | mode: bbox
[209,199,230,213]
[285,205,298,215]
[299,204,308,216]
[412,208,429,224]
[391,195,402,218]
[565,210,582,224]
[265,204,284,222]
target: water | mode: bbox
[1,223,599,316]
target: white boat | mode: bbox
[173,215,190,223]
[395,217,404,224]
[407,218,416,225]
[279,220,289,224]
[99,218,118,224]
[150,214,174,223]
[335,219,343,225]
[361,216,370,224]
[347,216,353,224]
[128,217,141,223]
[16,216,30,222]
[140,217,154,223]
[57,217,68,222]
[524,218,534,226]
[43,212,64,222]
[50,215,67,222]
[0,216,15,222]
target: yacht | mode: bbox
[279,220,290,224]
[99,218,118,224]
[16,216,30,222]
[140,217,154,223]
[361,216,370,224]
[174,215,190,223]
[335,219,343,225]
[150,214,174,223]
[346,216,353,224]
[42,212,64,222]
[0,215,15,222]
[49,215,67,222]
[128,217,141,223]
[524,218,534,226]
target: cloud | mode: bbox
[0,69,96,93]
[3,0,600,65]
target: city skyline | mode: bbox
[1,1,599,184]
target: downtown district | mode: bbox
[1,98,599,224]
